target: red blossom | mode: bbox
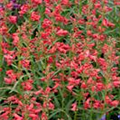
[56,29,68,36]
[19,4,30,16]
[21,60,30,69]
[71,102,77,111]
[21,79,33,91]
[32,0,42,5]
[41,112,48,120]
[110,100,119,107]
[42,19,52,29]
[12,33,19,46]
[84,98,91,109]
[31,12,40,21]
[8,15,17,24]
[13,113,23,120]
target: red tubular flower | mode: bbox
[31,12,40,21]
[4,54,14,65]
[0,26,8,35]
[6,70,17,79]
[8,15,17,24]
[44,0,50,3]
[93,100,102,109]
[21,79,33,91]
[84,98,91,109]
[41,112,48,120]
[29,114,38,119]
[114,2,120,5]
[56,42,70,53]
[4,70,17,84]
[113,80,120,87]
[4,77,13,84]
[12,33,19,46]
[110,100,119,107]
[42,19,52,29]
[102,18,108,27]
[0,0,3,3]
[0,111,9,119]
[71,102,77,111]
[21,60,30,69]
[56,29,68,36]
[49,102,55,110]
[105,96,112,105]
[47,56,53,63]
[45,8,52,17]
[6,2,13,10]
[67,85,74,91]
[0,68,2,72]
[28,103,34,110]
[81,82,87,89]
[61,0,69,5]
[13,113,23,120]
[19,4,29,16]
[96,82,104,91]
[102,18,114,27]
[94,2,101,9]
[31,0,42,5]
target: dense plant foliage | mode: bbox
[0,0,120,120]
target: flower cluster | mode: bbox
[0,0,120,120]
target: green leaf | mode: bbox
[49,109,72,120]
[65,98,75,113]
[52,94,60,108]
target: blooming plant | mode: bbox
[0,0,120,120]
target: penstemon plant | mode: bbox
[0,0,120,120]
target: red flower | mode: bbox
[4,70,17,84]
[6,2,13,10]
[32,0,42,5]
[6,70,17,80]
[113,80,120,87]
[21,79,33,91]
[84,98,90,109]
[96,82,104,91]
[29,114,38,119]
[0,68,2,72]
[102,18,108,27]
[12,33,19,46]
[0,0,3,3]
[67,85,74,91]
[21,60,30,68]
[42,19,52,29]
[110,100,119,107]
[102,18,115,27]
[41,112,48,120]
[31,12,40,21]
[56,29,68,36]
[62,0,69,5]
[105,96,112,104]
[49,102,55,110]
[13,113,23,120]
[81,82,87,89]
[4,77,13,84]
[19,4,29,16]
[0,26,8,35]
[93,100,103,109]
[71,102,77,111]
[4,54,14,65]
[8,15,17,24]
[28,103,34,110]
[0,111,9,119]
